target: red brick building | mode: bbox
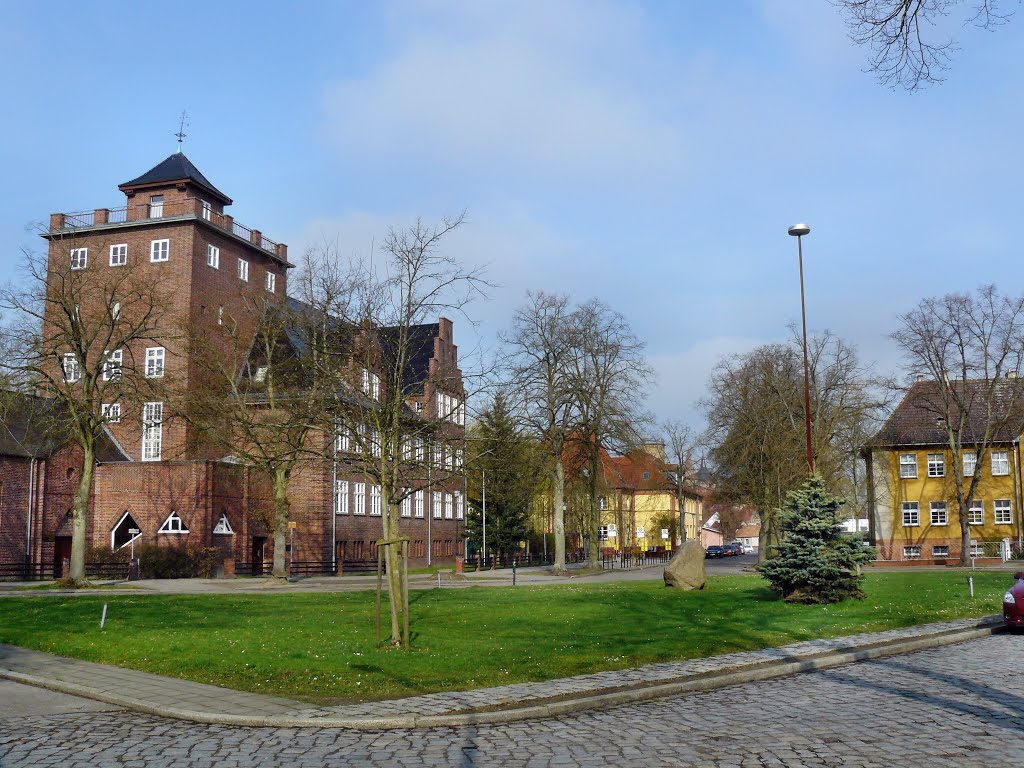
[0,153,466,576]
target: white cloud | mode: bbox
[321,0,687,187]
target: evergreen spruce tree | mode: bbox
[465,393,538,565]
[757,475,875,604]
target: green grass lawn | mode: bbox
[0,571,1008,704]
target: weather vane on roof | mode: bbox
[174,110,189,152]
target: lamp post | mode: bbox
[788,222,814,474]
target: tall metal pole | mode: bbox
[482,468,487,565]
[789,223,814,475]
[797,233,814,474]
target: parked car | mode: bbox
[721,543,742,556]
[1004,571,1024,630]
[705,545,724,558]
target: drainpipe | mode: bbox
[26,458,36,567]
[1014,440,1022,546]
[332,442,338,574]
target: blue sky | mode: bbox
[2,1,1023,434]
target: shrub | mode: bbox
[757,475,876,604]
[136,544,223,579]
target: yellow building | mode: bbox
[865,379,1024,563]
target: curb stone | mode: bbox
[0,616,1005,730]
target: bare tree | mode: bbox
[185,286,336,581]
[662,419,695,544]
[702,331,880,560]
[501,292,578,574]
[891,285,1024,565]
[0,238,171,583]
[326,214,485,647]
[836,0,1014,90]
[566,299,652,567]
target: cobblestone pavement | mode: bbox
[2,633,1022,767]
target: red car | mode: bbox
[1003,571,1024,630]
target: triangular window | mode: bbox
[158,511,189,534]
[111,511,142,550]
[213,513,234,535]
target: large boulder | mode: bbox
[663,540,707,590]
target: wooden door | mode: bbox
[53,537,72,578]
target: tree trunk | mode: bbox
[69,442,94,583]
[552,459,566,572]
[959,498,971,567]
[677,490,688,544]
[271,466,290,579]
[383,503,404,646]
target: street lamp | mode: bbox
[788,222,814,474]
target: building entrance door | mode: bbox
[251,537,266,576]
[53,536,72,578]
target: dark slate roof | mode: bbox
[119,152,232,204]
[271,299,440,397]
[868,379,1024,448]
[380,324,439,397]
[0,392,130,461]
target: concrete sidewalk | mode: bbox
[0,615,1004,730]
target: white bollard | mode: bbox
[100,603,108,629]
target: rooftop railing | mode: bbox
[49,198,287,260]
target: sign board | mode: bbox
[289,521,297,530]
[608,524,617,535]
[636,526,646,538]
[661,528,670,540]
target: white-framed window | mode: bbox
[149,194,164,218]
[213,513,233,535]
[109,244,127,267]
[370,485,382,516]
[927,453,945,477]
[265,271,276,293]
[369,428,381,458]
[335,480,349,515]
[158,511,189,534]
[62,353,81,383]
[932,545,949,557]
[200,200,212,221]
[401,490,412,518]
[454,448,464,470]
[335,427,351,453]
[414,437,424,462]
[414,490,424,518]
[930,501,948,526]
[599,524,618,541]
[598,496,608,511]
[963,451,978,478]
[995,499,1013,525]
[237,258,249,282]
[443,493,452,519]
[992,450,1010,476]
[444,447,452,471]
[361,369,380,399]
[150,239,169,263]
[101,403,121,423]
[111,511,142,550]
[968,500,984,526]
[145,346,165,378]
[901,501,920,527]
[433,491,442,519]
[898,453,917,479]
[455,491,464,520]
[141,401,163,461]
[433,442,442,468]
[207,244,220,269]
[103,349,123,382]
[903,545,921,559]
[353,482,366,515]
[70,248,88,271]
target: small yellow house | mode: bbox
[865,379,1024,563]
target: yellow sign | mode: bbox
[289,522,297,530]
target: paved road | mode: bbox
[2,633,1022,767]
